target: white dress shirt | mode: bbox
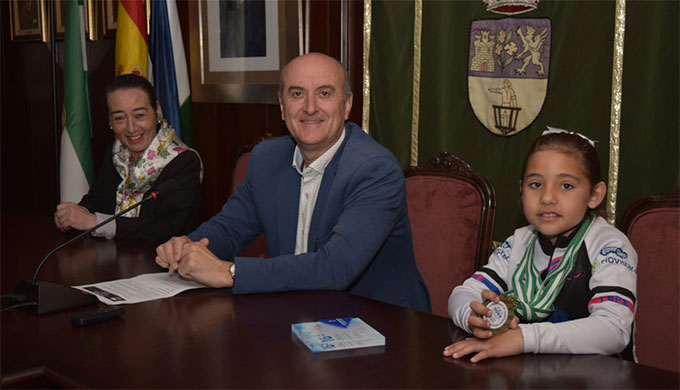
[292,128,346,255]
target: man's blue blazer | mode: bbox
[189,122,431,312]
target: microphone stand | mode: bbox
[13,193,158,316]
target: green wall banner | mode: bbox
[367,0,679,241]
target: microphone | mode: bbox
[12,179,176,316]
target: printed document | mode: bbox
[73,273,205,305]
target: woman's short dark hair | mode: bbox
[105,74,157,111]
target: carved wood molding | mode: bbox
[403,151,498,268]
[620,186,680,233]
[406,151,474,177]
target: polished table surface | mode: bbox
[2,210,679,389]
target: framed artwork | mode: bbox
[102,0,118,37]
[85,0,98,40]
[54,0,66,36]
[190,0,300,104]
[9,0,46,42]
[53,0,97,40]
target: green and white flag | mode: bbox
[60,0,95,202]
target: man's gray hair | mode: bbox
[278,56,352,102]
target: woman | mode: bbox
[54,74,202,245]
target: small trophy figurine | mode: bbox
[480,294,517,336]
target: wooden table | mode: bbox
[2,210,678,389]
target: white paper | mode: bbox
[73,273,205,305]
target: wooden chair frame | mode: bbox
[619,186,679,373]
[404,151,497,270]
[229,134,275,258]
[230,133,274,195]
[620,187,680,233]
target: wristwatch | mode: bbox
[229,263,236,280]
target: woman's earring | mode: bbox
[108,123,113,130]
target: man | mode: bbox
[156,53,430,311]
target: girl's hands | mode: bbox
[468,290,501,339]
[443,328,524,363]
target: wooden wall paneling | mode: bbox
[86,39,116,176]
[0,0,4,139]
[2,35,56,213]
[308,0,335,56]
[1,0,365,228]
[1,0,115,214]
[192,101,287,221]
[303,0,364,126]
[191,103,223,221]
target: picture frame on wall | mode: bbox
[54,0,66,37]
[18,0,99,42]
[85,0,98,40]
[190,0,300,104]
[102,0,117,37]
[9,0,47,42]
[54,0,98,40]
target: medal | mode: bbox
[481,294,517,336]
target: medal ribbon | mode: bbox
[508,212,594,321]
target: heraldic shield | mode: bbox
[468,18,551,136]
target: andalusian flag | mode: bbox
[115,0,148,76]
[60,0,95,202]
[149,0,194,146]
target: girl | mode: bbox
[444,128,637,363]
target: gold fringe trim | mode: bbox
[298,0,304,55]
[361,0,372,134]
[410,0,422,166]
[87,0,97,41]
[40,0,48,42]
[606,0,626,224]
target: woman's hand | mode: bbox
[54,202,96,232]
[442,328,524,363]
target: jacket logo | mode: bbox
[494,240,511,261]
[600,246,628,259]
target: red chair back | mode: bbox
[405,152,496,317]
[231,139,272,259]
[620,188,679,373]
[231,151,251,195]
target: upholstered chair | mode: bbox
[620,188,679,373]
[230,136,273,258]
[404,152,496,317]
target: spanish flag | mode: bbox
[115,0,148,76]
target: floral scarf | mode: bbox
[112,122,196,217]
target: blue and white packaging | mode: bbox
[291,317,385,352]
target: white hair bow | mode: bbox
[542,126,597,147]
